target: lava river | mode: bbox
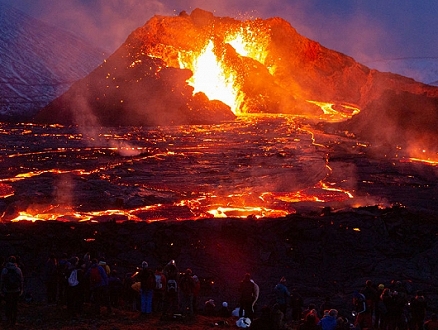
[0,114,382,222]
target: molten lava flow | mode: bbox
[404,158,438,166]
[307,100,360,121]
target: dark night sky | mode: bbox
[1,0,437,63]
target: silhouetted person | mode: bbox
[139,261,154,316]
[44,253,58,304]
[274,276,291,316]
[238,273,257,320]
[0,256,24,327]
[409,291,427,330]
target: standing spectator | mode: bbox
[375,284,386,329]
[380,288,394,330]
[291,289,304,322]
[57,253,70,305]
[99,258,111,276]
[192,272,201,314]
[108,270,123,308]
[409,291,427,330]
[0,256,24,327]
[65,257,84,318]
[162,260,179,320]
[362,280,379,325]
[85,258,111,315]
[44,253,58,305]
[179,268,196,319]
[238,273,257,321]
[353,290,372,330]
[153,266,166,313]
[139,261,154,317]
[274,277,291,317]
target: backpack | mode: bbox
[68,269,79,287]
[3,268,21,291]
[167,279,178,294]
[179,274,194,294]
[155,274,164,290]
[354,292,367,313]
[146,271,156,290]
[90,266,102,285]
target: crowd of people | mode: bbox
[0,252,437,330]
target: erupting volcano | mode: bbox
[36,9,438,157]
[1,9,438,223]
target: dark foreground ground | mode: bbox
[1,302,246,330]
[1,206,438,328]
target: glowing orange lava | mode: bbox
[156,23,271,114]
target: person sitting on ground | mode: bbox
[299,312,320,330]
[424,313,438,330]
[318,309,338,330]
[251,305,273,330]
[302,304,320,325]
[218,301,231,318]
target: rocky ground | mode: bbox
[1,206,438,329]
[2,302,242,330]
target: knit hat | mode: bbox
[329,309,338,317]
[142,261,148,268]
[222,302,228,308]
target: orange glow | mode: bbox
[307,100,360,121]
[404,157,438,166]
[180,40,243,114]
[146,24,272,115]
[206,206,290,219]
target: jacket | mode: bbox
[1,262,24,293]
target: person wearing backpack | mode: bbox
[161,260,179,320]
[66,257,84,318]
[179,268,196,319]
[85,258,111,315]
[153,266,166,313]
[0,256,24,327]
